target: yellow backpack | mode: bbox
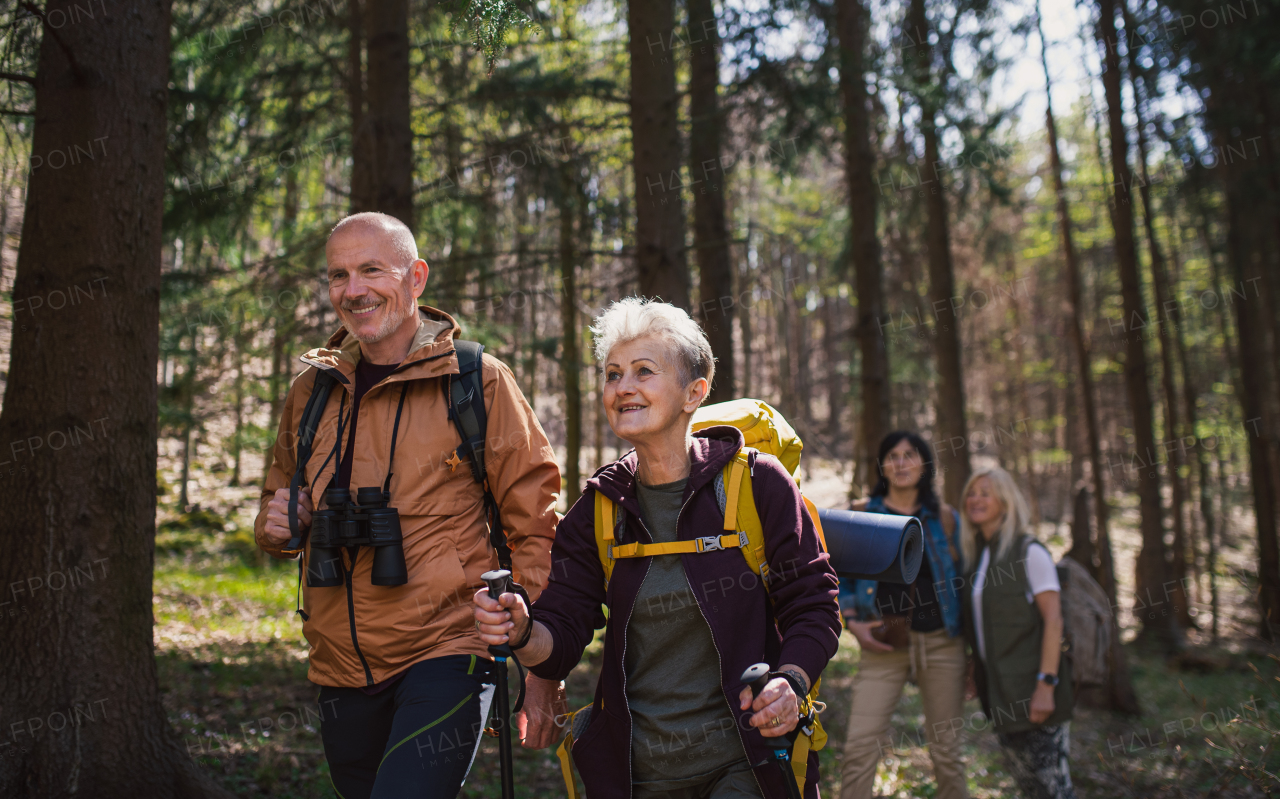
[556,399,831,797]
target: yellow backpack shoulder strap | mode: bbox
[593,490,617,587]
[720,451,831,798]
[721,449,829,588]
[722,450,769,585]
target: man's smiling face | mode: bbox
[325,223,424,344]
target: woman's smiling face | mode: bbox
[964,476,1006,531]
[602,336,702,445]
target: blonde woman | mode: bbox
[960,466,1075,799]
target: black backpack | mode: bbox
[284,340,511,579]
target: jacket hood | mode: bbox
[586,425,745,508]
[298,305,463,386]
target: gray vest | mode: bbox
[964,535,1074,734]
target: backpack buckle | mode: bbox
[694,535,725,552]
[737,531,748,548]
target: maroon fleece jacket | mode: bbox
[529,426,841,799]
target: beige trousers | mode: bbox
[839,628,969,799]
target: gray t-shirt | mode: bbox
[626,478,750,788]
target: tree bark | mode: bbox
[0,0,234,794]
[348,0,374,213]
[1167,219,1211,625]
[1122,13,1191,627]
[1095,0,1180,650]
[738,226,754,398]
[366,0,414,230]
[630,0,689,308]
[1043,7,1138,712]
[687,0,734,401]
[1005,253,1041,525]
[559,162,582,501]
[906,0,969,505]
[834,0,890,493]
[1216,142,1280,641]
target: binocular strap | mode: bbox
[293,391,350,621]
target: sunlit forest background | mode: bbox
[0,0,1278,794]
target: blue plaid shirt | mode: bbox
[837,495,964,638]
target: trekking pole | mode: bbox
[742,664,804,799]
[483,569,516,799]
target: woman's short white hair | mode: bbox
[590,297,715,390]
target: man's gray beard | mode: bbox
[342,281,416,344]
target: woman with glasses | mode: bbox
[838,431,969,799]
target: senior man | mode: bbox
[256,212,565,799]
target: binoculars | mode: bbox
[307,487,408,587]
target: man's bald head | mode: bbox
[329,212,418,271]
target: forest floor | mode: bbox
[154,453,1280,798]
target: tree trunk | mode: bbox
[1168,219,1213,629]
[835,0,890,493]
[775,250,796,418]
[1122,13,1191,627]
[348,0,374,213]
[229,307,244,488]
[179,328,197,510]
[687,0,733,400]
[630,0,689,308]
[0,1,233,794]
[1005,253,1041,525]
[1067,484,1095,570]
[822,294,842,441]
[1039,4,1138,710]
[1216,142,1280,641]
[738,234,754,399]
[262,320,287,482]
[906,0,969,506]
[366,0,414,230]
[559,164,582,500]
[1095,0,1180,650]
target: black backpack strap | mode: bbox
[285,369,340,554]
[447,341,511,571]
[286,369,340,622]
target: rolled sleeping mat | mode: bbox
[818,509,923,584]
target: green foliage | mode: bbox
[448,0,544,73]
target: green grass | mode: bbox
[154,525,1278,798]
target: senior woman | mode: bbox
[474,297,841,799]
[961,465,1075,799]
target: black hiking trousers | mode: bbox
[318,654,496,799]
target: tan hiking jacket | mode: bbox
[255,306,560,687]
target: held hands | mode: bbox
[738,676,801,739]
[473,587,531,649]
[1029,681,1056,725]
[263,488,311,546]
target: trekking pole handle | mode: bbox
[742,663,771,700]
[482,570,515,658]
[482,569,513,601]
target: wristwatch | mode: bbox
[1036,672,1059,687]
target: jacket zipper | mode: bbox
[343,550,375,686]
[674,485,771,798]
[619,479,768,798]
[316,352,460,689]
